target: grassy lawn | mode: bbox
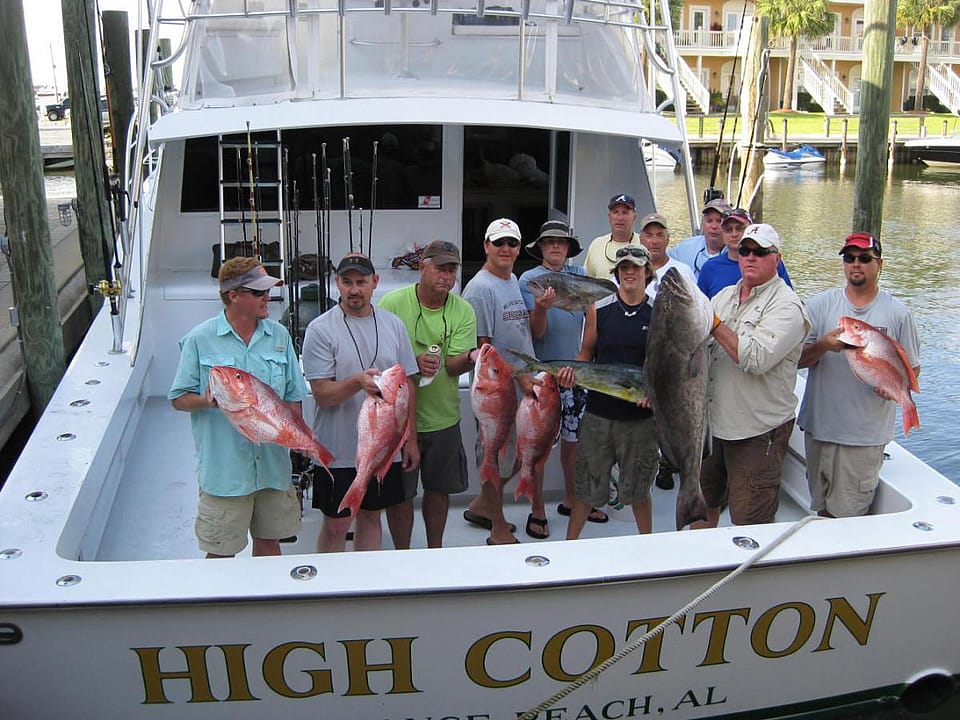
[685,112,960,140]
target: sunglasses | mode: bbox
[616,246,647,259]
[488,237,520,248]
[842,253,878,264]
[738,245,778,257]
[236,287,269,297]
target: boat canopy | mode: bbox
[159,0,675,140]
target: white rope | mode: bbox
[517,514,824,720]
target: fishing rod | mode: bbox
[322,145,332,310]
[311,152,322,316]
[254,141,264,261]
[282,147,299,348]
[343,137,354,253]
[245,121,260,260]
[369,139,379,257]
[235,147,247,253]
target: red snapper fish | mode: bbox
[471,344,519,488]
[836,316,920,436]
[207,366,334,473]
[338,364,411,518]
[514,372,561,502]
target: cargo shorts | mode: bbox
[196,485,301,556]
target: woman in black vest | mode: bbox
[557,245,660,540]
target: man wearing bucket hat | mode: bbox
[556,244,660,540]
[169,257,304,558]
[583,193,644,278]
[696,223,809,528]
[798,232,920,518]
[519,220,608,537]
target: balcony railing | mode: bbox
[675,30,960,60]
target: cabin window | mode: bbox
[180,125,443,213]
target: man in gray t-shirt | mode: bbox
[798,233,920,518]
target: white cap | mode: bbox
[485,218,521,243]
[741,223,781,250]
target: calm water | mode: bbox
[654,163,960,485]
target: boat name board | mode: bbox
[132,592,883,708]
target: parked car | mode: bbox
[45,96,110,125]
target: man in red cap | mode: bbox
[798,233,920,518]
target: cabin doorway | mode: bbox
[460,126,552,285]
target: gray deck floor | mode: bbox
[95,397,808,561]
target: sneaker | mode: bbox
[655,465,675,490]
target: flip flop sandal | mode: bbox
[464,509,517,533]
[525,514,549,539]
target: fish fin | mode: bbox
[891,340,920,393]
[902,400,920,436]
[514,472,534,502]
[308,444,336,480]
[688,345,707,379]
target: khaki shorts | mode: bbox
[700,419,794,525]
[403,423,469,499]
[196,486,301,556]
[575,412,659,507]
[804,435,885,517]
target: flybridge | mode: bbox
[170,0,676,111]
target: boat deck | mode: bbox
[95,397,809,561]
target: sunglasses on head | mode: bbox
[738,245,778,257]
[489,237,520,248]
[616,246,647,259]
[236,287,269,297]
[842,253,878,264]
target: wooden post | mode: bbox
[62,0,111,316]
[918,113,925,138]
[781,118,788,150]
[101,10,135,187]
[824,117,831,138]
[737,14,769,221]
[944,119,949,138]
[852,0,897,240]
[889,119,898,170]
[0,0,67,415]
[840,118,849,167]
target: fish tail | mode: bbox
[308,443,336,479]
[513,471,534,502]
[337,478,366,518]
[480,459,502,489]
[902,399,920,436]
[675,484,708,531]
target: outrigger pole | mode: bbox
[245,121,260,260]
[343,136,354,253]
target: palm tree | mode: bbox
[896,0,960,112]
[756,0,835,110]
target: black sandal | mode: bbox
[525,514,549,539]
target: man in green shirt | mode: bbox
[380,241,480,548]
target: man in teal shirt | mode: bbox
[380,241,479,548]
[169,258,304,558]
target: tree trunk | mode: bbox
[913,29,929,112]
[782,36,798,110]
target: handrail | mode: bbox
[805,51,853,113]
[674,55,711,113]
[926,63,960,115]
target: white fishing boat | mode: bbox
[642,140,679,170]
[2,1,959,718]
[904,135,960,168]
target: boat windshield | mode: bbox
[179,0,654,112]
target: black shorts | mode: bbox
[312,463,405,517]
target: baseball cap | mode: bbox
[220,264,283,292]
[526,220,582,259]
[638,212,668,232]
[740,223,781,250]
[840,232,882,257]
[335,253,376,276]
[611,244,652,272]
[723,208,753,226]
[702,198,732,215]
[485,218,522,243]
[421,240,461,265]
[608,193,636,211]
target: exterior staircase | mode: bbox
[798,51,854,115]
[657,54,711,114]
[921,63,960,115]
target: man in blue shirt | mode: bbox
[169,258,305,558]
[667,197,731,277]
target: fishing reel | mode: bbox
[92,278,123,298]
[702,187,725,204]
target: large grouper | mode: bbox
[645,267,712,529]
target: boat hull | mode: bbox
[904,137,960,167]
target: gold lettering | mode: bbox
[626,616,685,674]
[815,593,885,651]
[133,645,216,704]
[464,631,531,688]
[339,638,420,696]
[751,602,816,658]
[692,608,750,666]
[262,642,333,698]
[542,625,615,682]
[220,644,259,701]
